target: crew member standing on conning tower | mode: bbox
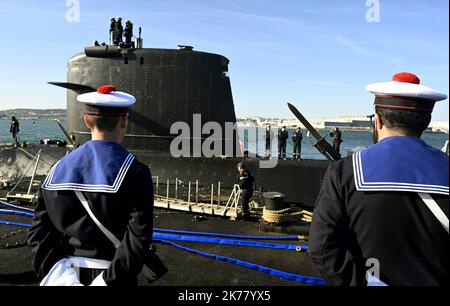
[114,17,123,45]
[28,85,166,286]
[109,17,116,44]
[124,20,133,44]
[309,72,449,286]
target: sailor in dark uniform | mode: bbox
[10,116,20,146]
[114,17,123,45]
[309,72,449,286]
[292,126,303,160]
[329,127,342,157]
[264,125,274,158]
[124,20,133,44]
[28,85,165,286]
[237,162,254,220]
[109,17,116,44]
[277,126,288,160]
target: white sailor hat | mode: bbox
[77,85,136,116]
[366,72,447,113]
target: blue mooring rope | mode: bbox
[154,227,301,241]
[0,203,325,285]
[153,232,308,252]
[0,220,32,228]
[0,209,34,218]
[0,200,34,212]
[0,212,308,252]
[155,239,326,286]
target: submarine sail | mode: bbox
[66,45,238,154]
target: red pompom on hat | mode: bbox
[77,85,136,116]
[97,85,117,94]
[392,72,421,85]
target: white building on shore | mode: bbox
[428,121,449,134]
[237,116,449,133]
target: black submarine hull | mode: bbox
[137,151,329,207]
[0,146,329,208]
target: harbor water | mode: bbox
[239,127,449,160]
[1,119,448,160]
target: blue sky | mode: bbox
[0,0,448,120]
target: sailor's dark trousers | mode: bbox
[293,142,301,160]
[240,189,253,217]
[278,142,287,159]
[333,141,341,156]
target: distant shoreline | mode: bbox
[238,126,448,134]
[0,109,66,122]
[1,107,448,135]
[1,118,448,134]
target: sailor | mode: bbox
[28,85,166,286]
[109,17,116,44]
[309,72,449,286]
[114,17,123,45]
[10,116,20,146]
[292,126,303,160]
[237,162,254,220]
[124,20,133,44]
[329,127,342,157]
[277,126,288,160]
[264,125,274,158]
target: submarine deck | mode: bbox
[0,202,319,286]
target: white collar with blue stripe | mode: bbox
[353,136,449,195]
[42,140,135,193]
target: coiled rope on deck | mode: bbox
[262,207,313,224]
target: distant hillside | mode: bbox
[0,109,66,120]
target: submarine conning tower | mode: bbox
[66,44,238,154]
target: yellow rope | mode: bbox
[262,207,313,224]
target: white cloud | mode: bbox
[335,35,369,56]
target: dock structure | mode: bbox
[152,177,241,219]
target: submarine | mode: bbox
[46,40,330,209]
[0,28,331,287]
